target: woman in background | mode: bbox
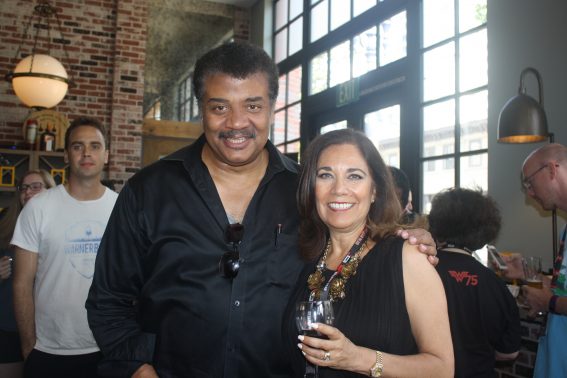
[283,129,453,377]
[0,170,55,378]
[429,187,521,377]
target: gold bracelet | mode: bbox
[370,350,383,377]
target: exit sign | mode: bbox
[336,78,360,107]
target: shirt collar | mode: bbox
[162,134,299,175]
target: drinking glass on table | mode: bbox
[523,256,543,289]
[296,300,334,378]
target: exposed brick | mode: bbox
[0,0,147,188]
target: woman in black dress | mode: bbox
[283,129,453,377]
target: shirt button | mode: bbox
[234,300,240,307]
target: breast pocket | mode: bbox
[267,232,303,289]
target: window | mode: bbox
[320,120,347,134]
[177,75,199,122]
[273,66,302,154]
[421,0,487,212]
[274,0,304,63]
[364,105,400,167]
[144,100,161,120]
[308,9,406,95]
[272,0,488,213]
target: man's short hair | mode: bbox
[389,166,411,208]
[65,116,107,150]
[192,41,279,106]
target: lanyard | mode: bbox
[318,227,369,301]
[551,224,567,289]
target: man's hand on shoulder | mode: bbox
[398,228,438,266]
[132,363,158,378]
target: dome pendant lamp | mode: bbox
[5,1,73,110]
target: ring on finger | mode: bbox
[323,351,331,361]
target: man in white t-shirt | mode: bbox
[12,117,118,378]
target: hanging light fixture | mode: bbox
[5,1,73,109]
[497,67,549,143]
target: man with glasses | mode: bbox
[519,143,567,377]
[11,117,118,377]
[86,41,437,378]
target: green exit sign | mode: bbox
[336,78,360,107]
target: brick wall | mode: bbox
[0,0,147,188]
[1,1,254,189]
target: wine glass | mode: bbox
[295,300,335,378]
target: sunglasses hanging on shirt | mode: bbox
[219,223,244,279]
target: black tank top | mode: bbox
[282,236,418,377]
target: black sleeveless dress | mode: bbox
[282,236,418,377]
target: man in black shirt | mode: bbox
[86,41,437,378]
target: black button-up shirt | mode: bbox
[86,136,304,377]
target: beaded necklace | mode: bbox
[307,227,369,302]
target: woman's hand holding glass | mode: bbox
[297,322,373,375]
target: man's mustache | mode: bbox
[219,129,256,139]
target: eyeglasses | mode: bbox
[219,223,244,279]
[17,182,44,193]
[522,164,549,191]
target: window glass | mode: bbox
[331,0,350,31]
[423,42,455,101]
[423,0,454,47]
[275,0,288,30]
[459,0,487,33]
[310,0,328,42]
[290,0,303,20]
[364,105,400,166]
[275,30,288,63]
[320,120,347,134]
[287,103,301,141]
[353,26,377,78]
[191,96,199,119]
[354,0,376,17]
[286,141,300,153]
[422,158,454,213]
[309,52,328,95]
[287,66,302,103]
[460,90,487,152]
[459,29,487,92]
[273,110,286,145]
[276,74,287,109]
[443,144,454,169]
[460,153,487,190]
[379,11,407,66]
[289,17,303,56]
[423,99,455,158]
[329,40,351,87]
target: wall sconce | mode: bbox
[497,67,557,260]
[5,1,72,109]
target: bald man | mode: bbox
[521,143,567,377]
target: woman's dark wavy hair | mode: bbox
[297,129,402,261]
[428,187,501,251]
[192,41,279,106]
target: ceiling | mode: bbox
[208,0,257,8]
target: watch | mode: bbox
[370,350,383,377]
